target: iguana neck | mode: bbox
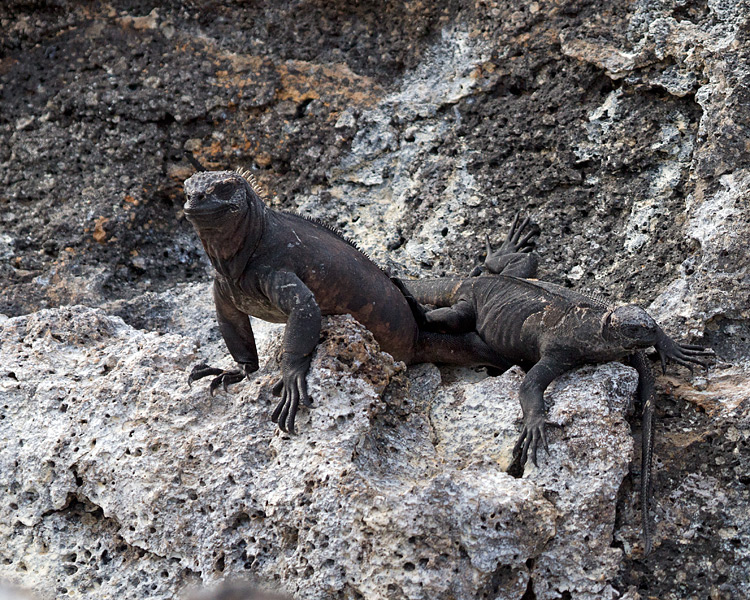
[199,196,267,280]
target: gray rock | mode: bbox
[1,305,638,599]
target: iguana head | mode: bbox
[603,304,659,349]
[183,169,266,269]
[184,171,250,227]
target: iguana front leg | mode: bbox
[513,355,573,467]
[636,331,712,554]
[188,280,260,395]
[259,271,322,434]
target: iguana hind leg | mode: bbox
[422,300,476,333]
[390,276,428,327]
[397,214,543,308]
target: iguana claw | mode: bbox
[493,213,541,255]
[484,213,541,274]
[270,354,313,434]
[188,364,222,387]
[188,363,247,395]
[655,333,715,375]
[512,414,549,468]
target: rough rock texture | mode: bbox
[1,305,639,600]
[1,0,749,598]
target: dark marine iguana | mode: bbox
[182,168,523,434]
[397,216,714,554]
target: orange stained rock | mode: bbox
[92,217,109,244]
[276,59,383,107]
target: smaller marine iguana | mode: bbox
[182,168,515,434]
[398,218,714,554]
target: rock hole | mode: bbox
[520,577,535,600]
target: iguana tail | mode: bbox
[630,350,655,556]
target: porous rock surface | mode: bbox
[1,0,749,598]
[1,303,637,599]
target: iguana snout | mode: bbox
[605,305,658,348]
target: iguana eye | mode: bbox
[212,182,235,200]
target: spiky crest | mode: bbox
[292,211,383,264]
[510,277,615,311]
[578,289,613,309]
[234,166,388,275]
[234,166,268,201]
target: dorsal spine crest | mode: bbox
[233,165,387,274]
[293,211,381,266]
[235,166,268,201]
[580,289,612,309]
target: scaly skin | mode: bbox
[182,169,514,434]
[398,216,713,555]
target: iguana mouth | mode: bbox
[183,204,231,217]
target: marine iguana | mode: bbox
[182,169,522,434]
[398,217,714,554]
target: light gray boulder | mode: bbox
[0,302,638,599]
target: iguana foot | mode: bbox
[188,363,246,396]
[488,213,540,257]
[270,354,313,434]
[655,333,715,374]
[271,377,313,434]
[482,214,541,276]
[512,414,549,467]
